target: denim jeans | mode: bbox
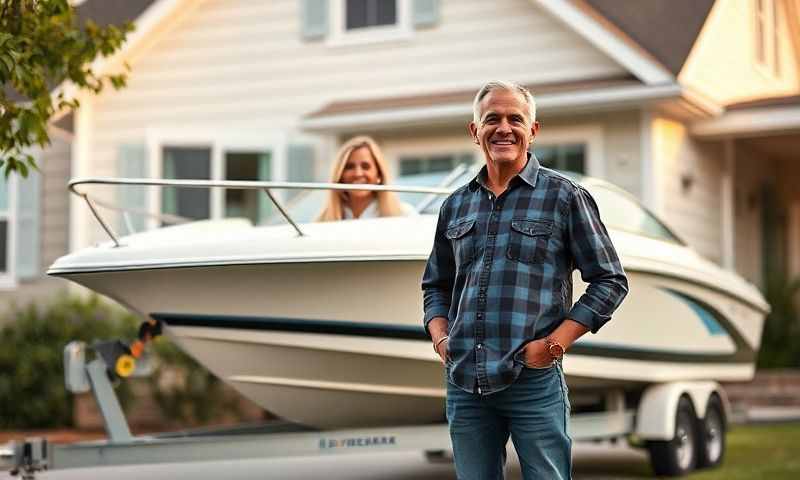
[446,361,572,480]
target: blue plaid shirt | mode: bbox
[422,155,628,395]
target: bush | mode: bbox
[757,273,800,368]
[0,293,138,429]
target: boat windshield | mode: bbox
[266,164,683,244]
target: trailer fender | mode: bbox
[635,381,728,440]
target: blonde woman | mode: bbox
[317,136,416,221]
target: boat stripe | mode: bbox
[153,311,755,364]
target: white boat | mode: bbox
[49,170,769,429]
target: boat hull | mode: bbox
[61,258,765,429]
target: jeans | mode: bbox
[446,361,572,480]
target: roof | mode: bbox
[726,95,800,110]
[307,75,641,119]
[3,0,155,103]
[580,0,716,75]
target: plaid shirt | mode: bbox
[422,154,628,395]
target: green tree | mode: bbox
[0,0,132,177]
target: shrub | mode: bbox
[0,293,137,429]
[757,273,800,368]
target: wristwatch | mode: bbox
[545,338,566,359]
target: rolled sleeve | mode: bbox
[566,186,629,333]
[421,205,455,336]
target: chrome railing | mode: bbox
[68,178,455,247]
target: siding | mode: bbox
[0,135,72,317]
[652,116,723,264]
[77,0,627,246]
[679,0,800,104]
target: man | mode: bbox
[422,81,628,479]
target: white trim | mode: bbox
[535,125,605,178]
[640,109,657,214]
[721,140,735,271]
[0,174,18,289]
[691,105,800,138]
[70,93,92,251]
[327,0,413,47]
[753,0,781,79]
[302,83,683,132]
[532,0,674,85]
[144,128,287,228]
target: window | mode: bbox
[346,0,396,30]
[162,147,212,222]
[532,143,586,174]
[399,153,474,177]
[0,175,9,276]
[224,151,272,225]
[755,0,780,76]
[328,0,411,46]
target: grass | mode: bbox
[572,422,800,479]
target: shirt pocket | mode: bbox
[445,218,477,267]
[506,219,553,264]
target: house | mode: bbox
[2,0,799,314]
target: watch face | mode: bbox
[548,342,565,358]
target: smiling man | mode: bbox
[422,81,629,479]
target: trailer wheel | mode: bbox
[696,395,726,469]
[647,397,698,477]
[424,449,453,463]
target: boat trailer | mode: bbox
[2,340,638,478]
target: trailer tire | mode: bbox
[696,395,726,469]
[647,397,698,477]
[424,449,454,464]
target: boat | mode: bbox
[48,168,769,429]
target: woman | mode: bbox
[317,136,415,221]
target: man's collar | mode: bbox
[469,152,540,192]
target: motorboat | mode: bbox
[49,168,769,429]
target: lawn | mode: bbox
[573,422,800,479]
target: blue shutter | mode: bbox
[302,0,329,40]
[413,0,439,28]
[16,171,41,279]
[116,144,148,234]
[287,144,316,202]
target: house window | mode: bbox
[532,143,587,174]
[755,0,780,76]
[399,153,474,177]
[224,151,272,225]
[0,175,9,276]
[346,0,396,30]
[162,147,212,222]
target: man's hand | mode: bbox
[429,317,449,364]
[522,339,554,368]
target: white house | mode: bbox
[2,0,799,313]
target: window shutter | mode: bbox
[302,0,329,40]
[16,171,41,279]
[287,144,316,202]
[413,0,439,28]
[116,144,148,234]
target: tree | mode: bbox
[0,0,132,177]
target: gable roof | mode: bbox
[75,0,157,27]
[581,0,716,75]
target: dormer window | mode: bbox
[346,0,397,30]
[301,0,439,46]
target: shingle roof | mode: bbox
[581,0,716,75]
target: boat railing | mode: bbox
[68,177,456,247]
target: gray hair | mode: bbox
[472,81,536,124]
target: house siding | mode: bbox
[679,0,800,105]
[76,0,628,246]
[652,116,723,264]
[0,135,72,318]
